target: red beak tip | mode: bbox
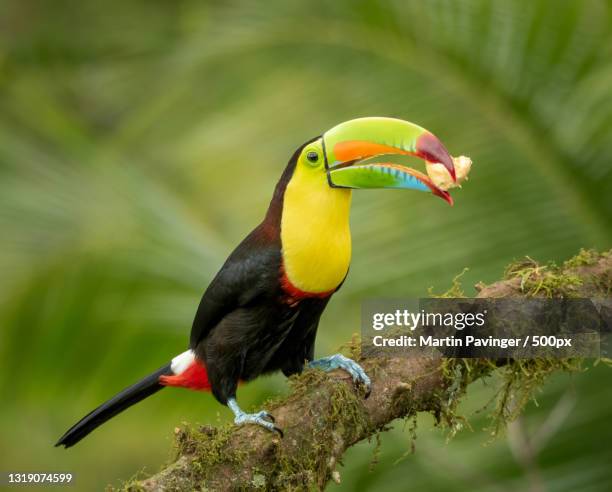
[416,132,457,183]
[433,188,453,206]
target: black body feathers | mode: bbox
[189,137,332,404]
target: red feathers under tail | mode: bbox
[159,358,211,391]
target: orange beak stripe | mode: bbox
[333,141,416,162]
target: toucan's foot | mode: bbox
[227,398,283,437]
[309,354,371,397]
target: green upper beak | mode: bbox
[323,117,456,205]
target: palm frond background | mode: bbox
[1,1,611,490]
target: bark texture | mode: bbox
[126,250,610,492]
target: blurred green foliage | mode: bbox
[1,1,611,490]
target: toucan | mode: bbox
[56,116,461,447]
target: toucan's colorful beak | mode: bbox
[323,117,457,205]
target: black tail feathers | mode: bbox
[55,363,173,448]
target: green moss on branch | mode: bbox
[123,249,611,492]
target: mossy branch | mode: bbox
[124,250,611,492]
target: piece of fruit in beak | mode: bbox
[426,155,472,191]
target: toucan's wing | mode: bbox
[189,225,281,349]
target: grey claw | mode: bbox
[228,399,282,436]
[234,412,281,435]
[255,410,275,423]
[309,353,372,398]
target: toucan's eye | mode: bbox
[306,151,319,163]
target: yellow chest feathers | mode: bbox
[280,165,352,294]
